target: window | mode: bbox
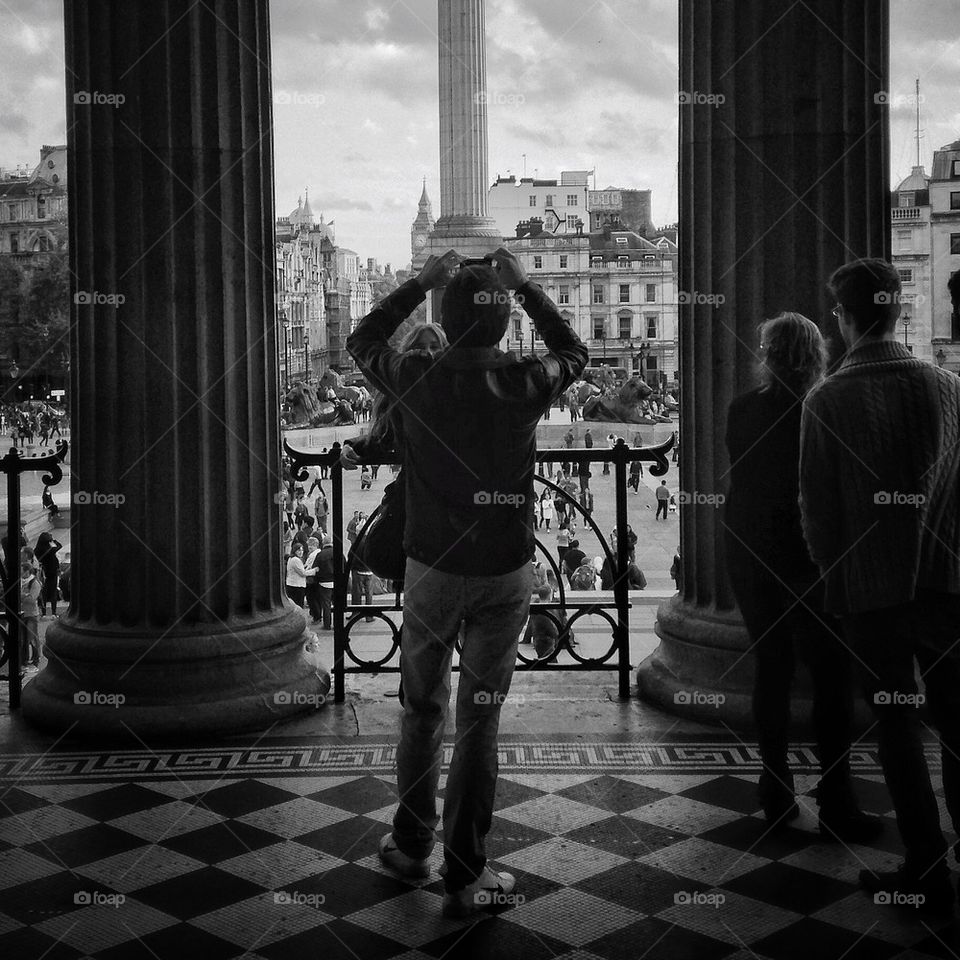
[529,195,537,207]
[593,318,605,339]
[619,314,632,339]
[952,192,960,211]
[645,284,656,302]
[619,284,630,303]
[591,256,603,267]
[567,215,579,229]
[643,254,656,261]
[898,229,911,251]
[37,235,49,252]
[646,355,658,371]
[558,285,570,304]
[545,194,554,206]
[9,233,18,253]
[898,268,913,283]
[953,160,960,178]
[952,234,960,255]
[618,256,629,268]
[533,255,542,270]
[593,285,604,304]
[36,197,46,219]
[646,315,658,338]
[559,255,567,268]
[567,195,578,206]
[899,192,915,207]
[615,236,628,245]
[513,317,522,340]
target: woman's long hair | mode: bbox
[757,312,827,398]
[369,323,449,448]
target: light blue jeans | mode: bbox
[393,556,532,892]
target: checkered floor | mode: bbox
[0,737,958,959]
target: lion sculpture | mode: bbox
[582,375,662,424]
[283,380,355,427]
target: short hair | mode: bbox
[828,259,901,336]
[757,312,827,397]
[440,264,510,347]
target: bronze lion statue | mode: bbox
[582,375,659,423]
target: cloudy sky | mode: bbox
[1,0,958,269]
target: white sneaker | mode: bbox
[378,833,430,880]
[442,866,517,918]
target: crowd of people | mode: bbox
[1,403,65,448]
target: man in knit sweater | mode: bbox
[799,258,960,914]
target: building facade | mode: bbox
[930,139,960,368]
[0,145,69,255]
[489,170,590,238]
[505,219,678,385]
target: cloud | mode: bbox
[315,196,374,212]
[0,113,30,137]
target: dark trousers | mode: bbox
[655,500,669,519]
[843,591,960,874]
[317,585,333,628]
[628,474,640,492]
[286,584,306,607]
[726,535,854,808]
[305,582,322,621]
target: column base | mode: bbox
[21,606,330,738]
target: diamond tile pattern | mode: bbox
[0,745,956,959]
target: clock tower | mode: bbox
[410,178,435,269]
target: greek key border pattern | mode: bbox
[0,742,926,782]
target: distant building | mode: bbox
[0,145,68,255]
[323,241,371,372]
[276,191,328,384]
[488,170,589,239]
[410,180,436,270]
[588,187,654,236]
[889,139,960,370]
[506,219,678,384]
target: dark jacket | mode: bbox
[347,278,588,575]
[314,545,335,583]
[725,385,816,581]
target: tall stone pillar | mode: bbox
[637,0,890,726]
[427,0,502,322]
[22,0,329,737]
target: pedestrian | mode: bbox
[34,532,62,618]
[320,447,329,479]
[655,480,670,520]
[538,489,554,531]
[584,429,593,448]
[284,542,315,608]
[347,245,586,917]
[19,562,42,670]
[306,463,323,497]
[303,537,323,623]
[351,553,376,622]
[360,465,373,490]
[563,428,574,474]
[314,487,328,535]
[603,433,616,475]
[314,535,335,629]
[346,510,362,546]
[727,309,880,840]
[556,516,575,567]
[800,259,960,913]
[629,458,642,493]
[42,484,60,520]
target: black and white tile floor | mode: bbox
[0,737,956,959]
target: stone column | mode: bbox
[428,0,502,324]
[637,0,890,726]
[22,0,329,736]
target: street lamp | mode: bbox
[280,314,290,390]
[303,331,310,381]
[902,311,911,349]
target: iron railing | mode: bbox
[285,435,674,703]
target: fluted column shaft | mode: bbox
[22,0,328,736]
[638,0,889,725]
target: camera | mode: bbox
[460,256,495,269]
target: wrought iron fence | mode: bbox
[284,435,674,703]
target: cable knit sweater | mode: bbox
[799,339,960,614]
